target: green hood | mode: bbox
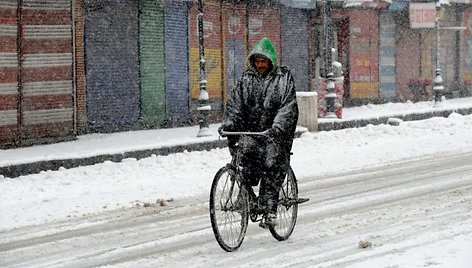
[249,37,278,67]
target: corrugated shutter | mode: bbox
[84,0,140,130]
[349,9,379,99]
[396,26,420,101]
[139,0,166,127]
[281,6,310,91]
[379,12,396,101]
[0,0,18,144]
[222,1,246,98]
[20,0,75,140]
[164,0,190,125]
[463,7,472,84]
[248,2,281,63]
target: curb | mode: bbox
[2,107,472,178]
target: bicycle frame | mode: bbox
[210,130,308,251]
[221,130,287,222]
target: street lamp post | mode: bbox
[196,0,212,137]
[433,0,444,107]
[324,0,337,118]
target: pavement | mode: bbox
[1,97,472,178]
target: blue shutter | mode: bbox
[84,0,140,130]
[281,6,310,91]
[164,0,190,125]
[379,12,396,101]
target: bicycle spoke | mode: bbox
[210,166,249,252]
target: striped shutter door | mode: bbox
[0,0,18,145]
[281,6,310,91]
[84,0,140,130]
[379,12,396,101]
[20,0,74,140]
[139,0,166,127]
[164,0,190,125]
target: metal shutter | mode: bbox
[222,1,246,98]
[84,0,140,130]
[139,0,166,127]
[281,6,310,91]
[379,12,396,101]
[4,0,75,144]
[164,0,190,125]
[0,0,18,145]
[248,2,281,62]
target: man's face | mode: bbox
[254,56,271,76]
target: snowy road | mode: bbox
[1,151,471,268]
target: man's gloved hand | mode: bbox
[218,122,234,137]
[264,127,282,140]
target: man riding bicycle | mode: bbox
[219,37,299,228]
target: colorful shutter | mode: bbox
[281,6,310,91]
[379,11,396,101]
[84,0,140,130]
[248,2,281,63]
[164,0,190,124]
[140,0,166,127]
[349,9,379,99]
[463,7,472,84]
[188,0,222,100]
[222,1,246,98]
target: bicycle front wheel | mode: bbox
[270,166,298,241]
[209,165,249,252]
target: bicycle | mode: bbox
[209,130,309,252]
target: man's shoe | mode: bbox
[259,213,277,229]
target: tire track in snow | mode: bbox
[0,152,472,267]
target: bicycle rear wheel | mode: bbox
[209,165,249,252]
[270,166,298,241]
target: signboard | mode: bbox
[280,0,316,9]
[409,3,436,28]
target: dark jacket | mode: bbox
[223,37,299,153]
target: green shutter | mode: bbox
[139,0,166,126]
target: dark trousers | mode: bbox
[238,136,288,215]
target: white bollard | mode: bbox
[296,92,318,132]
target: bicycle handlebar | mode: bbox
[219,130,268,137]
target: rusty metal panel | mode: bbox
[0,0,18,144]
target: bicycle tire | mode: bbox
[209,165,249,252]
[269,166,298,241]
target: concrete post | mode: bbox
[296,92,318,132]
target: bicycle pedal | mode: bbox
[297,198,309,204]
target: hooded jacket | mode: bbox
[223,37,299,153]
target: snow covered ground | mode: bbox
[1,98,472,267]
